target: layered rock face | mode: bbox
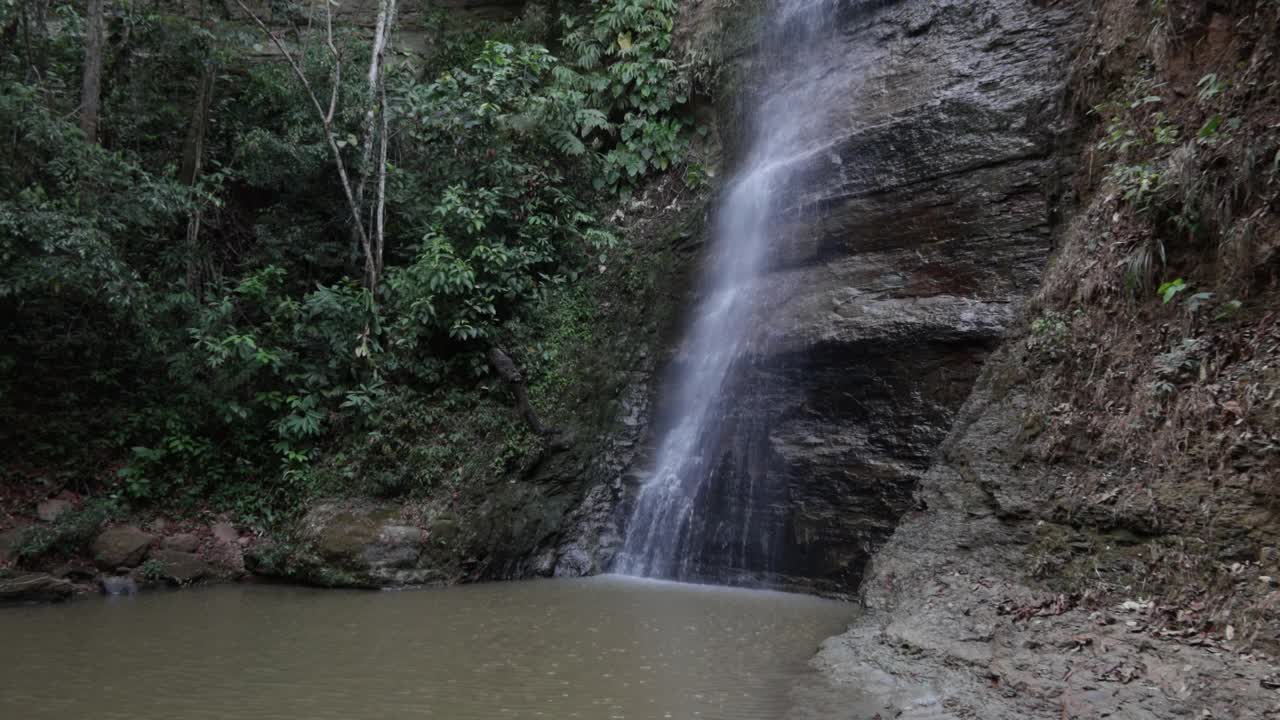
[623,0,1083,593]
[804,1,1280,716]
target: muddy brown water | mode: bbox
[0,574,853,719]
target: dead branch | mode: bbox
[231,0,371,279]
[488,347,554,438]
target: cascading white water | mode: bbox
[616,0,846,583]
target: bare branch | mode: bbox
[374,80,390,283]
[352,0,397,232]
[231,0,370,257]
[324,0,340,125]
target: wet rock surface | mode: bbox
[0,528,23,566]
[805,392,1280,716]
[801,1,1280,715]
[35,498,74,523]
[147,549,212,585]
[802,513,1280,719]
[276,503,434,587]
[90,526,155,569]
[615,0,1084,593]
[162,533,200,554]
[0,572,76,602]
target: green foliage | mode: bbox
[391,40,619,358]
[1196,73,1228,104]
[1093,90,1177,209]
[1149,338,1202,398]
[1108,163,1164,206]
[1158,277,1187,303]
[1027,310,1070,359]
[16,499,122,566]
[560,0,691,193]
[1,0,691,523]
[314,388,538,499]
[1215,299,1243,320]
[139,558,166,582]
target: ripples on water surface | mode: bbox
[0,575,852,719]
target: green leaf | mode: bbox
[1158,278,1187,304]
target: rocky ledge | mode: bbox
[0,496,251,603]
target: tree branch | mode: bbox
[231,0,370,269]
[351,0,398,289]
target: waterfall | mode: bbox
[616,0,844,584]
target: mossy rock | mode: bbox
[314,509,398,562]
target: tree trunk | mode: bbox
[373,80,389,286]
[79,0,105,143]
[231,0,371,278]
[181,65,216,296]
[352,0,398,291]
[24,0,49,81]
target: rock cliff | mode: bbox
[806,0,1280,716]
[620,0,1084,593]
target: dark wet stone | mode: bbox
[0,528,25,566]
[148,549,211,585]
[162,533,200,553]
[36,498,74,523]
[54,561,98,581]
[210,522,239,545]
[0,573,75,602]
[91,526,155,569]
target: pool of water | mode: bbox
[0,574,854,719]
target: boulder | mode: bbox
[147,549,211,584]
[0,572,75,602]
[0,528,25,566]
[36,498,74,523]
[256,502,437,588]
[162,533,200,553]
[54,561,98,581]
[210,521,239,544]
[207,537,246,578]
[91,526,155,569]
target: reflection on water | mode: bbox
[0,575,852,719]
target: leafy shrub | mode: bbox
[560,0,692,193]
[138,558,166,582]
[0,0,692,522]
[16,499,122,566]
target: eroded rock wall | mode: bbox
[806,1,1280,716]
[640,0,1084,593]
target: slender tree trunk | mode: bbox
[352,0,398,290]
[231,0,371,278]
[181,65,217,296]
[24,0,49,82]
[179,69,215,186]
[1,5,19,54]
[79,0,106,143]
[373,80,389,287]
[232,0,396,292]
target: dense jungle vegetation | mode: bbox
[0,0,702,525]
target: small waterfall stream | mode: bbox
[616,0,846,584]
